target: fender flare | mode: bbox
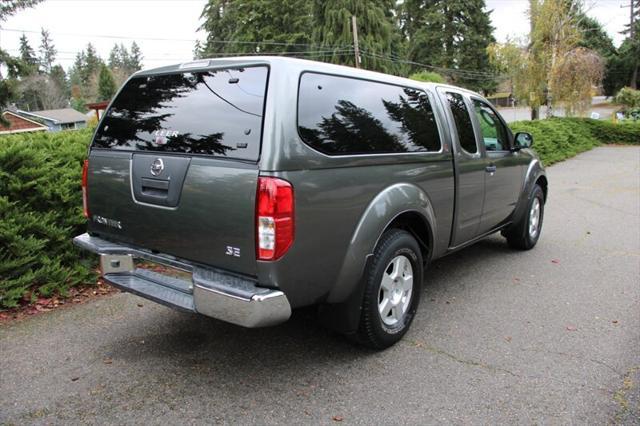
[512,158,547,225]
[326,183,436,304]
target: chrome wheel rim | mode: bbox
[378,255,413,326]
[529,198,541,239]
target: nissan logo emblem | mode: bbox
[150,158,164,176]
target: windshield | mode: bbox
[92,65,268,161]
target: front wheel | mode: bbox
[505,184,545,250]
[356,229,423,349]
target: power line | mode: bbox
[3,24,503,79]
[359,50,501,79]
[0,27,197,42]
[0,27,349,49]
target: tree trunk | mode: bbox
[531,106,539,120]
[631,62,638,90]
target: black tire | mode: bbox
[505,184,545,250]
[356,229,423,349]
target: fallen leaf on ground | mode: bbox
[566,325,577,331]
[71,377,79,382]
[103,358,113,364]
[612,320,619,324]
[551,259,560,264]
[504,336,512,342]
[332,415,343,422]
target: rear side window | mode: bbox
[446,92,477,154]
[298,73,441,155]
[93,66,268,161]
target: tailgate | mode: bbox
[86,65,269,276]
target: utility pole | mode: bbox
[529,0,539,120]
[630,0,635,39]
[621,0,636,38]
[351,15,361,69]
[621,0,638,88]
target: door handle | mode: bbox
[141,177,169,198]
[485,165,497,174]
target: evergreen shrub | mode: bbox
[509,118,639,165]
[0,128,95,308]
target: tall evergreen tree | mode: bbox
[108,43,125,70]
[97,64,116,101]
[68,43,105,106]
[0,0,44,121]
[199,0,236,55]
[199,0,313,56]
[312,0,400,73]
[129,41,143,71]
[402,0,496,92]
[50,64,68,97]
[38,28,56,74]
[84,43,102,77]
[0,0,43,20]
[18,33,38,74]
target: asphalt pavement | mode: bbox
[1,147,639,425]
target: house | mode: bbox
[0,111,48,135]
[16,108,88,132]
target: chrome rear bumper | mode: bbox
[73,233,291,328]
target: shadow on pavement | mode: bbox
[103,235,521,367]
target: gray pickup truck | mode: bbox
[74,57,547,349]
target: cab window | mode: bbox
[446,92,477,154]
[472,99,509,152]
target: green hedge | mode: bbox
[0,129,94,308]
[510,118,640,165]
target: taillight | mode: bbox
[256,177,294,261]
[81,159,89,218]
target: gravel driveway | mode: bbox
[1,146,639,425]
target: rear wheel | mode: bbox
[505,184,545,250]
[356,229,423,349]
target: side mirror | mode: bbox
[514,132,533,149]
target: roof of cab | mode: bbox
[134,56,481,97]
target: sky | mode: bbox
[0,0,631,72]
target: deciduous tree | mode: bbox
[549,47,603,115]
[488,0,604,118]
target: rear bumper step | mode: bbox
[73,233,291,328]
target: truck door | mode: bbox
[470,98,523,234]
[437,89,485,247]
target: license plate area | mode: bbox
[100,253,194,293]
[100,254,134,274]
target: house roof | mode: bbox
[0,111,48,134]
[17,108,88,124]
